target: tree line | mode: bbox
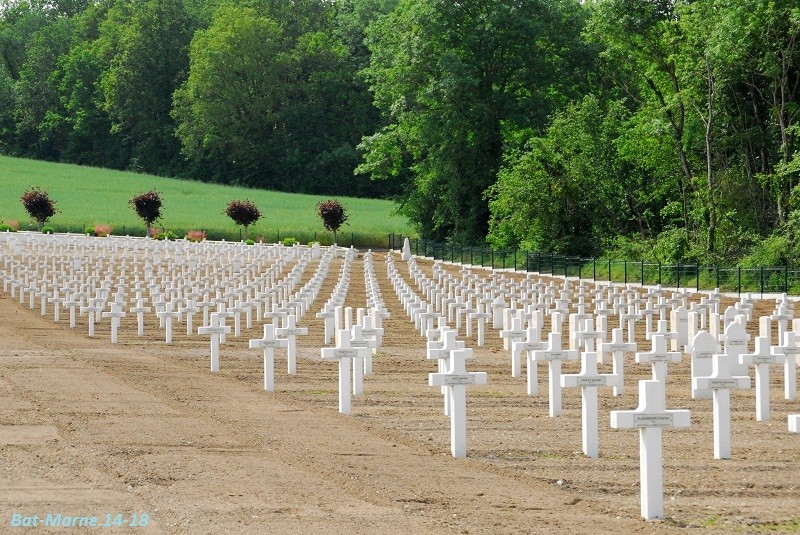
[1,0,799,265]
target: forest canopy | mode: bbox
[1,0,798,265]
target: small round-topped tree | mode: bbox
[317,199,348,245]
[21,187,57,232]
[225,199,261,241]
[129,190,163,237]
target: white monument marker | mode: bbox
[610,380,691,520]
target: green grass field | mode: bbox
[0,156,414,246]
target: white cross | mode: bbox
[635,334,681,382]
[427,328,465,416]
[598,327,636,397]
[321,330,368,415]
[129,298,151,337]
[774,331,800,400]
[276,314,308,375]
[500,317,527,378]
[249,324,288,392]
[428,348,487,458]
[80,297,104,338]
[513,326,548,396]
[101,302,127,344]
[693,352,750,459]
[198,312,231,372]
[561,350,621,458]
[532,332,578,417]
[348,325,374,395]
[157,302,180,344]
[740,336,784,422]
[610,380,691,520]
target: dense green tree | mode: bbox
[100,0,198,174]
[359,0,591,243]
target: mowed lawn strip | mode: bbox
[0,156,413,242]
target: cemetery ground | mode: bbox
[1,248,799,534]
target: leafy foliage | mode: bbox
[129,190,162,229]
[20,187,57,227]
[317,198,348,234]
[225,199,262,227]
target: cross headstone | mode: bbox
[321,330,366,415]
[198,312,231,372]
[276,314,308,375]
[157,302,180,344]
[635,334,682,382]
[428,348,487,458]
[501,317,528,378]
[774,331,800,400]
[532,332,578,417]
[130,298,151,337]
[101,302,126,344]
[598,327,636,397]
[249,324,288,392]
[610,380,691,520]
[693,352,750,459]
[740,336,784,422]
[562,350,621,458]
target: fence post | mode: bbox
[608,258,612,282]
[785,265,789,294]
[658,261,662,285]
[677,263,681,289]
[641,261,644,285]
[491,248,494,269]
[578,261,582,281]
[563,256,567,278]
[624,260,627,285]
[593,258,596,281]
[715,265,719,289]
[514,249,517,271]
[760,266,764,295]
[696,263,700,292]
[738,266,742,295]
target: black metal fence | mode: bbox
[388,235,800,295]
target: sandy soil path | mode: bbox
[0,251,798,534]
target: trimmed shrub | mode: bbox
[41,226,55,234]
[281,237,298,246]
[224,199,261,240]
[21,187,57,231]
[317,199,348,244]
[130,190,162,235]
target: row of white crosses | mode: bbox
[1,233,314,345]
[0,234,336,382]
[401,248,800,519]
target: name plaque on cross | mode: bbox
[442,375,476,385]
[608,344,630,352]
[728,339,746,346]
[695,351,714,359]
[631,414,674,427]
[576,377,608,387]
[708,379,740,389]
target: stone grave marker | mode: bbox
[562,350,621,458]
[428,348,487,459]
[740,336,784,422]
[635,334,681,382]
[693,352,750,459]
[610,380,691,520]
[198,312,231,372]
[532,332,578,416]
[598,327,636,397]
[249,324,288,392]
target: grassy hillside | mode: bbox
[0,156,414,246]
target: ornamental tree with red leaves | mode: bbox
[317,199,348,244]
[225,199,261,240]
[129,190,163,236]
[21,187,57,231]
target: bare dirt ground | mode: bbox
[1,250,799,534]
